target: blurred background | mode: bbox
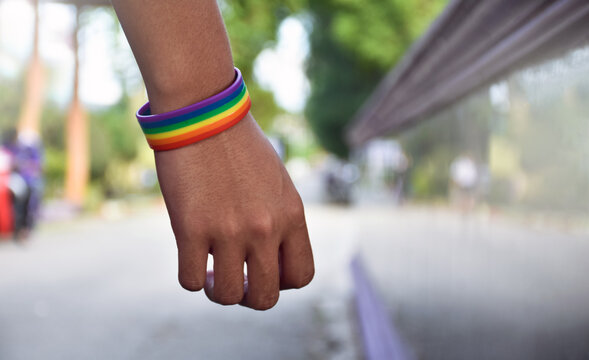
[1,0,588,359]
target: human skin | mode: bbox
[111,0,314,310]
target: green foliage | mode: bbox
[223,0,306,130]
[329,0,446,70]
[38,98,142,198]
[43,147,66,198]
[304,0,447,157]
[305,15,381,157]
[0,75,23,134]
[400,92,492,199]
[40,103,67,198]
[40,103,66,149]
[89,96,140,180]
[410,156,448,199]
[246,82,280,130]
[4,0,450,202]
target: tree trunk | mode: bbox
[64,6,89,207]
[18,0,44,135]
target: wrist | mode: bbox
[137,67,251,151]
[146,62,235,115]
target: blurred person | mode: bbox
[361,139,408,204]
[450,154,479,213]
[111,0,314,310]
[0,145,14,238]
[1,129,43,240]
[323,155,359,205]
[391,150,409,205]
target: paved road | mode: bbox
[2,201,589,360]
[0,203,358,360]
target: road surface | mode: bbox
[1,200,589,359]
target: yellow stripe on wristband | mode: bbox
[144,90,250,141]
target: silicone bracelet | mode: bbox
[136,67,251,151]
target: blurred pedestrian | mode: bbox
[0,129,44,240]
[0,145,14,238]
[450,154,478,213]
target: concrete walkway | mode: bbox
[358,206,589,360]
[0,204,357,360]
[2,201,588,359]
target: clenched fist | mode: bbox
[155,114,314,310]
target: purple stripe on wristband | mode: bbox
[137,67,243,123]
[139,82,246,130]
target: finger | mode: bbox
[176,235,209,292]
[205,270,249,301]
[205,246,245,305]
[241,246,280,311]
[280,222,314,290]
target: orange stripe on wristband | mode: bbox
[147,96,251,151]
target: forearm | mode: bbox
[112,0,314,310]
[111,0,234,114]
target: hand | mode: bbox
[154,114,314,310]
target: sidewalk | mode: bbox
[3,198,588,359]
[0,203,358,360]
[357,206,589,360]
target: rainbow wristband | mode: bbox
[136,67,251,151]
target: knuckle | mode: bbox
[214,283,244,305]
[250,292,279,311]
[287,196,305,220]
[291,193,305,211]
[178,276,205,292]
[250,264,276,284]
[292,267,315,289]
[218,218,241,239]
[258,263,275,278]
[248,212,275,238]
[215,291,244,305]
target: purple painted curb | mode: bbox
[351,256,414,360]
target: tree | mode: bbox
[305,0,447,157]
[223,0,307,129]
